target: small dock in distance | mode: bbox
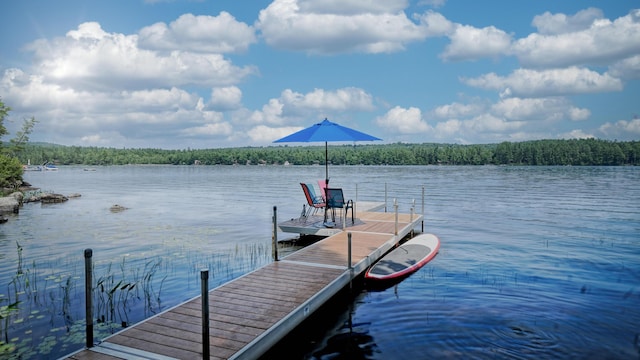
[65,203,422,360]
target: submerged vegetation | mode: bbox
[19,138,640,167]
[0,241,274,358]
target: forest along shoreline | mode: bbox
[17,138,640,166]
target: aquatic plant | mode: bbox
[0,240,274,358]
[0,299,20,345]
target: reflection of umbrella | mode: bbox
[273,118,382,187]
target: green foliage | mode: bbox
[7,116,37,157]
[0,150,23,189]
[0,98,39,189]
[0,99,8,141]
[16,138,640,167]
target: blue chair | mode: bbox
[325,188,354,225]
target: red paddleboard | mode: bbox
[365,233,440,281]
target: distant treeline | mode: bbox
[18,138,640,167]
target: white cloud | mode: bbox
[124,87,201,112]
[433,118,461,136]
[608,54,640,79]
[418,0,447,8]
[599,118,640,140]
[376,106,430,134]
[297,0,408,15]
[532,7,604,35]
[138,12,257,53]
[466,113,524,133]
[209,86,243,110]
[418,11,455,37]
[248,124,302,143]
[463,67,623,97]
[180,121,233,137]
[248,98,285,125]
[568,107,591,121]
[24,22,256,91]
[441,24,512,61]
[513,9,640,68]
[491,97,590,122]
[561,129,595,139]
[256,0,428,54]
[245,87,375,128]
[280,87,375,113]
[433,101,484,119]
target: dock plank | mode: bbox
[63,209,422,360]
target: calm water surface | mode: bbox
[1,165,638,359]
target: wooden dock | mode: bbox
[64,207,423,360]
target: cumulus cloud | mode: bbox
[418,11,455,37]
[463,67,623,97]
[138,12,257,53]
[375,106,430,134]
[415,94,594,144]
[180,121,233,137]
[562,129,595,139]
[209,86,243,110]
[0,15,265,148]
[418,0,447,8]
[513,9,640,68]
[24,22,256,91]
[467,113,524,133]
[247,124,301,143]
[491,97,590,122]
[441,24,512,61]
[248,99,286,126]
[245,87,375,131]
[256,0,428,54]
[608,54,640,79]
[433,101,484,119]
[297,0,408,15]
[532,7,604,35]
[599,118,640,140]
[280,87,375,113]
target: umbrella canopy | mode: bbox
[273,118,382,185]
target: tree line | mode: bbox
[18,138,640,167]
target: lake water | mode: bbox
[1,165,638,359]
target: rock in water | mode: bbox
[110,204,129,213]
[40,193,69,204]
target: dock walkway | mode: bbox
[65,208,422,360]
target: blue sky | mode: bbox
[1,0,638,149]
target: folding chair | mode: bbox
[300,183,326,220]
[325,188,354,225]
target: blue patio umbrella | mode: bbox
[273,118,382,187]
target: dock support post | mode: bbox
[422,185,425,232]
[84,249,93,348]
[411,199,415,237]
[384,183,388,212]
[201,269,210,359]
[394,199,398,236]
[347,232,353,292]
[411,199,415,221]
[347,232,352,269]
[355,183,358,220]
[272,206,278,261]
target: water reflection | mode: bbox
[312,319,377,360]
[1,235,273,358]
[1,165,639,359]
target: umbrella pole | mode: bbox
[324,141,330,225]
[325,141,329,186]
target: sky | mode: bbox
[1,0,639,149]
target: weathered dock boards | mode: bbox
[64,210,422,360]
